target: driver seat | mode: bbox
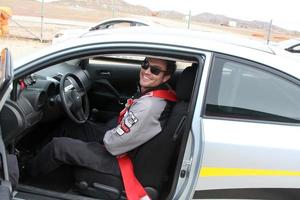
[73,65,197,199]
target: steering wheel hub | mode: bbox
[59,73,90,124]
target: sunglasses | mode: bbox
[141,60,167,75]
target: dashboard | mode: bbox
[0,61,91,144]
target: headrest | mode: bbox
[176,66,197,101]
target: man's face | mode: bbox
[139,58,171,92]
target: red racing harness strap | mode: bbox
[118,89,177,123]
[117,89,177,200]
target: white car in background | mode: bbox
[52,17,158,44]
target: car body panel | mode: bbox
[198,118,300,190]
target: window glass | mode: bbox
[107,22,133,29]
[205,57,300,123]
[292,44,300,51]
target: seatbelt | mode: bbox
[117,89,176,200]
[147,89,177,102]
[118,89,177,124]
[118,155,150,200]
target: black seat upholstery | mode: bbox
[73,66,197,200]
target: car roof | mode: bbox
[16,27,300,80]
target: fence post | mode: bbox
[187,10,191,29]
[40,0,45,42]
[266,19,272,44]
[112,0,115,17]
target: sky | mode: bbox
[124,0,300,31]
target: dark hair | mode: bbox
[165,60,177,75]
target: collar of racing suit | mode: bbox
[134,83,172,99]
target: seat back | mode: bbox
[73,66,197,199]
[133,66,197,196]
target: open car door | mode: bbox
[0,48,14,199]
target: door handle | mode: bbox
[97,70,111,76]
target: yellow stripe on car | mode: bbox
[200,167,300,176]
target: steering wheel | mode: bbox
[59,73,89,124]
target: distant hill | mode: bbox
[53,0,299,34]
[51,0,153,16]
[156,10,185,19]
[192,12,295,34]
[193,12,230,24]
[1,0,298,35]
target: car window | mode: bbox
[291,44,300,52]
[98,22,138,30]
[205,57,300,123]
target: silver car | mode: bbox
[52,17,159,44]
[0,27,300,200]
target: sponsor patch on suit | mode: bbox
[116,112,138,136]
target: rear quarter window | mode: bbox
[205,56,300,124]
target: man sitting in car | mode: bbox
[26,57,177,196]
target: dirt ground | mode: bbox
[0,36,50,60]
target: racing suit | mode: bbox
[28,84,174,177]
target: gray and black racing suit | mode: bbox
[104,94,169,155]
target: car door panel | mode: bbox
[198,118,300,190]
[86,61,140,120]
